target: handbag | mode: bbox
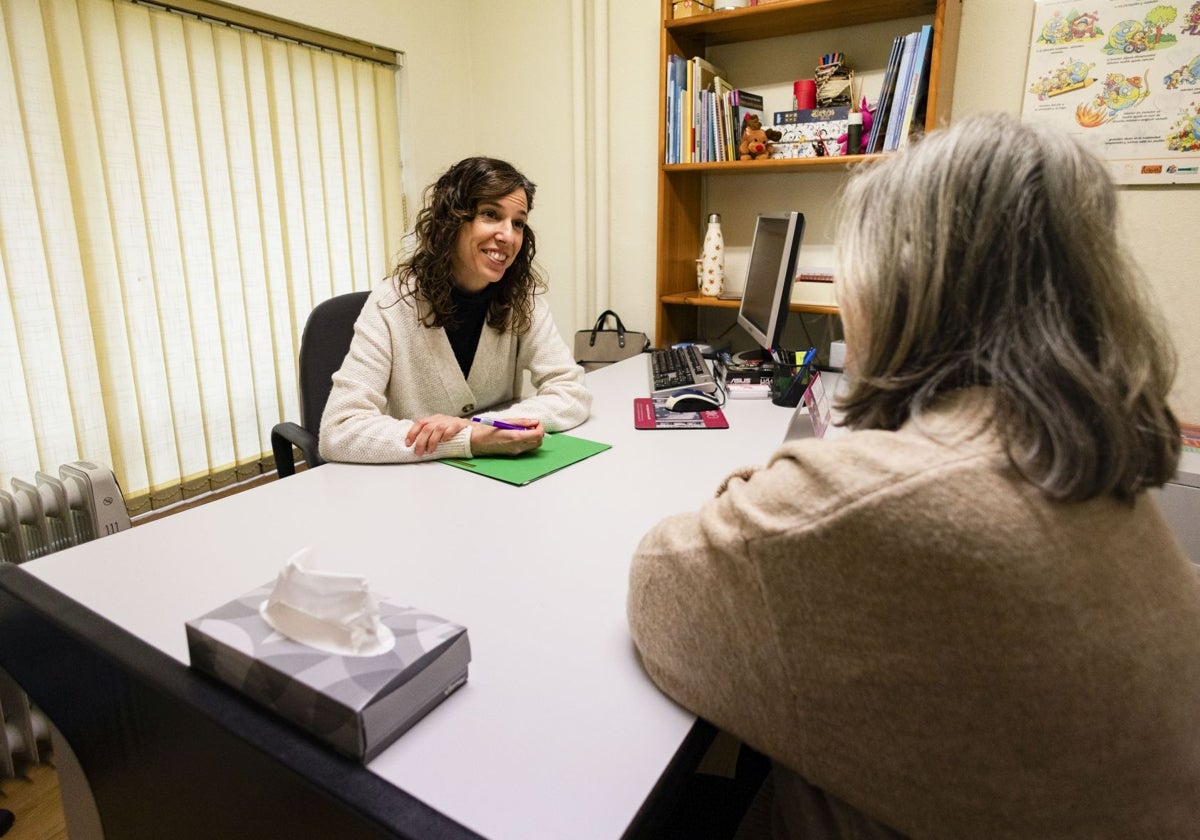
[573,310,650,372]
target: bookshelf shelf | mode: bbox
[662,153,871,175]
[660,291,839,317]
[654,0,961,346]
[665,0,939,48]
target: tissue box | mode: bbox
[186,583,471,762]
[770,107,850,159]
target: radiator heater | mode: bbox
[0,461,130,776]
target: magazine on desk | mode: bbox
[634,397,729,430]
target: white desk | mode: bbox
[22,356,801,840]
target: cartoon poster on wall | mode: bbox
[1022,0,1200,184]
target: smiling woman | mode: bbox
[317,157,592,465]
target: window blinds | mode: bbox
[0,0,405,514]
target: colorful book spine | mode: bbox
[730,89,765,157]
[867,35,904,154]
[884,31,920,152]
[897,25,934,148]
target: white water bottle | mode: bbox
[699,213,725,297]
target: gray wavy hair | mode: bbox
[835,112,1179,503]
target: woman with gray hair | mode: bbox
[628,113,1200,838]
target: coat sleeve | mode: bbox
[501,295,591,431]
[317,292,471,464]
[627,467,804,763]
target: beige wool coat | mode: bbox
[628,388,1200,838]
[319,278,590,464]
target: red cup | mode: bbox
[793,79,816,110]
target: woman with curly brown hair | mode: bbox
[320,157,590,464]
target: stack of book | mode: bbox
[664,55,763,164]
[866,24,935,154]
[665,21,933,164]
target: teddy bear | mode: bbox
[738,114,782,160]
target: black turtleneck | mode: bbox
[446,284,497,378]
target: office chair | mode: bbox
[271,291,370,478]
[0,564,481,840]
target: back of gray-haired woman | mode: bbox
[628,112,1200,839]
[836,111,1179,502]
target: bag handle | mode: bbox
[589,309,628,348]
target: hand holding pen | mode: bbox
[470,416,544,456]
[472,416,532,431]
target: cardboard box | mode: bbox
[672,0,713,19]
[186,583,470,762]
[769,107,849,159]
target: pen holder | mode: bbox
[770,361,812,408]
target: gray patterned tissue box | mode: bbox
[186,583,470,762]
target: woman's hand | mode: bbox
[406,414,473,457]
[469,418,545,456]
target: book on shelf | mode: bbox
[866,35,904,154]
[771,107,851,159]
[665,55,679,163]
[884,31,920,152]
[729,89,765,159]
[897,25,934,149]
[689,56,724,163]
[722,88,736,160]
[712,75,732,162]
[665,54,691,164]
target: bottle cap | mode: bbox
[707,213,721,223]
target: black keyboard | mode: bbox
[648,346,717,397]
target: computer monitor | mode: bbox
[734,211,805,363]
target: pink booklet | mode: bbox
[634,398,729,430]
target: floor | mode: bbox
[0,761,65,840]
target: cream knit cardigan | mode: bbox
[629,388,1200,839]
[319,278,590,464]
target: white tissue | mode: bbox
[260,548,395,657]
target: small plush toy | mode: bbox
[739,114,782,160]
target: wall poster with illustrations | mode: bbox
[1022,0,1200,184]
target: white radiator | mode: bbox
[0,461,130,775]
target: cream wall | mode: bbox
[461,0,660,338]
[238,0,1197,421]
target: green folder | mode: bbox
[442,433,611,486]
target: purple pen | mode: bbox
[471,416,530,431]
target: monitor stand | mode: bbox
[732,348,775,366]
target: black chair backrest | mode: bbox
[298,291,371,434]
[0,564,481,840]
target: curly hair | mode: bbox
[391,157,545,334]
[835,112,1179,503]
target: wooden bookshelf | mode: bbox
[660,291,839,316]
[655,0,962,346]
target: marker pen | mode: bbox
[472,416,531,431]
